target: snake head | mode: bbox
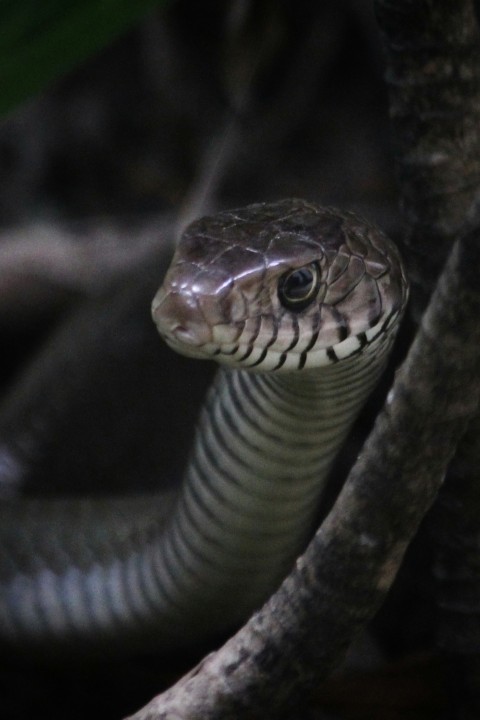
[152,199,408,372]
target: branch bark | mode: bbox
[127,227,480,719]
[376,4,480,712]
[429,414,480,655]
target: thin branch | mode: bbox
[126,226,480,719]
[0,215,172,327]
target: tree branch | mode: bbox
[375,0,480,318]
[429,413,480,655]
[376,5,480,712]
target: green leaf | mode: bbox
[0,0,167,116]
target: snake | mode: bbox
[0,198,408,655]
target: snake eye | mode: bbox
[278,262,320,312]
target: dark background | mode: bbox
[0,1,395,224]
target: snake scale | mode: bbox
[0,199,408,655]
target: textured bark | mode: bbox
[127,227,480,720]
[429,414,480,656]
[375,1,480,714]
[427,415,480,717]
[375,0,480,318]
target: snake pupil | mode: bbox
[278,262,320,311]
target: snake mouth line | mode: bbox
[165,308,399,372]
[160,306,400,372]
[160,333,213,360]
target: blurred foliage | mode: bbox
[0,2,396,224]
[0,0,166,116]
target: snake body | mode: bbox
[0,199,408,653]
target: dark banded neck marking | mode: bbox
[327,347,339,363]
[272,352,288,371]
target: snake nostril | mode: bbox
[152,292,207,346]
[172,324,195,343]
[169,320,212,347]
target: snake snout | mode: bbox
[152,288,213,349]
[170,323,208,346]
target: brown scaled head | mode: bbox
[152,199,408,372]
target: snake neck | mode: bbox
[157,332,393,644]
[0,334,394,652]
